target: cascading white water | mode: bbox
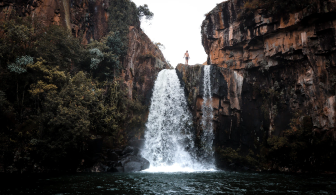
[200,65,215,166]
[142,69,213,172]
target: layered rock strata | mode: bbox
[178,0,336,168]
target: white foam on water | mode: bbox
[142,164,216,173]
[141,68,215,173]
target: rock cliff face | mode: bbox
[178,0,336,169]
[0,0,170,104]
[123,26,171,105]
[0,0,115,44]
[0,0,171,172]
[176,64,250,166]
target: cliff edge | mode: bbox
[178,0,336,172]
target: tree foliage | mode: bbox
[137,4,154,20]
[7,56,34,74]
[154,42,165,50]
[108,0,138,44]
[106,0,153,61]
[34,25,84,69]
[264,114,336,171]
[85,31,126,80]
[89,48,104,70]
[0,11,149,172]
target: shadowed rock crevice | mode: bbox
[178,0,336,173]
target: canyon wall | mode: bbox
[123,26,171,105]
[0,0,113,44]
[0,0,171,105]
[177,0,336,170]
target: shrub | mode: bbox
[35,71,98,170]
[264,114,336,171]
[34,25,84,69]
[0,3,156,172]
[108,0,138,44]
[218,147,259,168]
[85,32,126,80]
[137,4,154,20]
[7,56,34,74]
[154,42,165,50]
[106,31,126,57]
[89,48,104,69]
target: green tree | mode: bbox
[34,25,84,69]
[108,0,138,43]
[85,32,126,80]
[34,71,99,170]
[137,4,154,20]
[265,114,336,171]
[0,3,153,172]
[0,17,36,62]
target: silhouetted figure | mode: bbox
[183,50,190,65]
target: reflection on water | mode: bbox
[1,171,336,194]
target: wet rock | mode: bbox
[133,147,140,156]
[113,149,123,156]
[122,146,134,155]
[86,162,109,173]
[109,166,124,173]
[107,152,119,162]
[107,149,150,173]
[121,156,150,173]
[83,146,150,173]
[128,138,145,148]
[115,166,124,172]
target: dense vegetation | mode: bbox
[218,112,336,172]
[0,0,153,173]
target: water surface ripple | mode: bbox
[1,171,336,194]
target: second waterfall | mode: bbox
[141,67,215,172]
[199,65,215,166]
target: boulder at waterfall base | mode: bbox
[81,146,149,173]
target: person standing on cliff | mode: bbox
[183,50,190,65]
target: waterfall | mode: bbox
[142,69,212,172]
[200,65,215,166]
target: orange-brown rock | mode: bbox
[202,0,336,69]
[0,0,170,120]
[0,0,115,44]
[123,25,172,104]
[200,0,336,131]
[0,1,171,90]
[177,0,336,169]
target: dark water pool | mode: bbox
[1,171,336,194]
